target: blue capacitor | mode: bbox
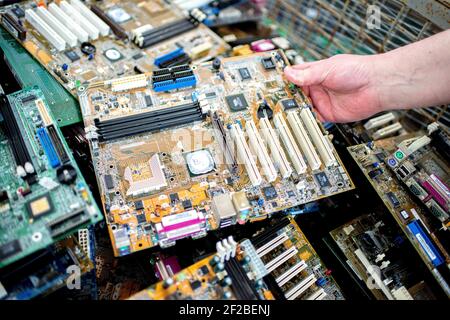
[62,63,68,71]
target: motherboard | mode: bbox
[130,217,343,300]
[0,87,102,268]
[77,51,354,256]
[0,0,229,97]
[348,127,450,297]
[0,235,92,300]
[331,213,436,300]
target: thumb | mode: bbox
[284,63,327,86]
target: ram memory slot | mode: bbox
[138,19,197,48]
[0,93,36,180]
[224,257,259,300]
[95,101,205,141]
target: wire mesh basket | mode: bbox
[264,0,449,129]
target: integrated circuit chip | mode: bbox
[262,57,275,69]
[104,174,114,190]
[238,67,251,80]
[263,186,278,200]
[0,240,22,261]
[27,195,52,218]
[281,99,298,110]
[315,172,331,188]
[135,200,144,211]
[225,93,248,112]
[65,50,80,62]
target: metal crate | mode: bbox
[265,0,449,129]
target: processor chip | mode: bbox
[27,195,52,218]
[238,67,251,80]
[225,93,248,112]
[185,149,215,176]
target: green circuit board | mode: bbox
[0,87,101,268]
[0,26,81,126]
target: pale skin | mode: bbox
[284,29,450,123]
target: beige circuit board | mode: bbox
[130,217,343,300]
[0,0,229,96]
[78,51,354,256]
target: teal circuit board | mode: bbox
[0,86,102,268]
[0,26,82,126]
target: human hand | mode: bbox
[284,54,383,123]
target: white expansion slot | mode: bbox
[286,111,321,170]
[259,117,292,178]
[264,246,298,273]
[300,108,337,167]
[70,0,110,36]
[276,260,307,287]
[364,112,396,130]
[230,123,262,187]
[256,233,289,257]
[60,1,99,40]
[36,7,77,48]
[25,9,66,51]
[372,122,402,140]
[245,120,277,183]
[106,74,148,92]
[48,3,88,43]
[306,288,327,300]
[273,113,307,174]
[285,274,317,300]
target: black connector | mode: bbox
[225,257,259,300]
[95,101,205,141]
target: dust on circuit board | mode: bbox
[77,51,354,257]
[0,87,102,268]
[0,0,230,97]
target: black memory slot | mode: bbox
[47,124,70,164]
[0,93,35,181]
[91,5,127,40]
[251,217,291,248]
[97,107,200,134]
[225,257,259,300]
[140,19,197,48]
[95,102,205,142]
[95,101,199,127]
[99,113,204,141]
